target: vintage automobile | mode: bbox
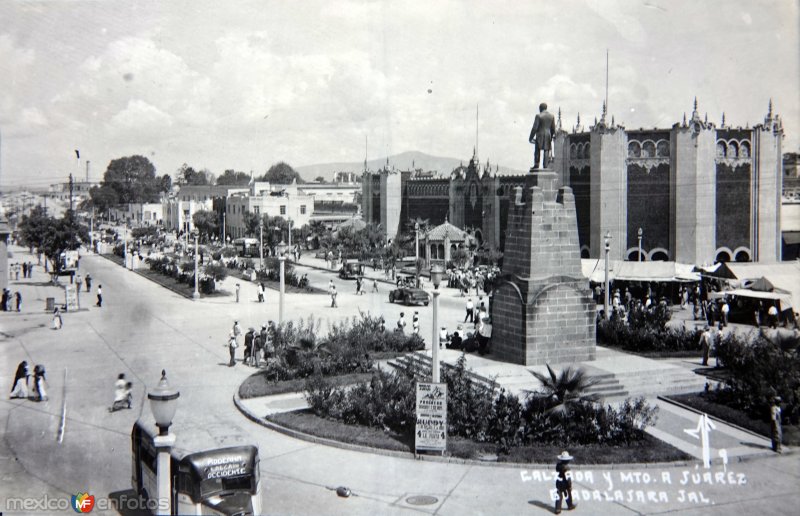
[339,261,366,279]
[389,287,430,306]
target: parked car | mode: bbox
[389,287,430,306]
[339,261,365,280]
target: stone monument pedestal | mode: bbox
[490,170,596,366]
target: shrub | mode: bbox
[304,357,660,451]
[715,331,800,424]
[597,317,699,353]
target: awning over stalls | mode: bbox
[725,261,800,311]
[581,260,701,283]
[695,262,737,279]
[708,289,793,310]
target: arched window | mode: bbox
[650,250,669,261]
[715,250,731,263]
[627,250,646,261]
[628,141,641,158]
[716,141,727,158]
[656,140,670,157]
[735,249,751,262]
[437,244,445,259]
[580,247,590,259]
[728,141,739,158]
[570,143,578,159]
[642,141,656,158]
[740,141,750,158]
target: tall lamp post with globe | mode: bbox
[192,228,200,300]
[604,231,611,319]
[148,370,180,516]
[277,240,288,323]
[430,263,444,383]
[637,227,643,262]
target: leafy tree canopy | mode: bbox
[192,209,220,242]
[177,163,214,186]
[314,176,327,183]
[101,155,165,204]
[17,209,89,274]
[259,162,304,184]
[87,185,119,213]
[216,169,252,186]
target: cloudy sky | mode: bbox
[0,0,797,188]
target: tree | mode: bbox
[16,206,51,252]
[176,163,214,186]
[243,212,262,238]
[451,247,471,269]
[87,185,119,214]
[193,209,220,242]
[102,155,164,204]
[314,176,327,183]
[529,365,600,417]
[18,210,89,274]
[259,162,304,184]
[216,169,252,186]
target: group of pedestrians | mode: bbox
[9,361,48,402]
[227,320,276,367]
[1,288,21,311]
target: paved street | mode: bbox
[1,246,799,515]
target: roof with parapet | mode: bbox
[425,219,469,242]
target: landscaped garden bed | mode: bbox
[597,304,702,354]
[239,314,424,397]
[283,356,691,463]
[664,330,800,446]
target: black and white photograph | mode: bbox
[0,1,798,514]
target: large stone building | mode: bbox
[362,100,785,265]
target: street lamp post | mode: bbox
[192,229,200,300]
[415,222,420,261]
[147,370,179,516]
[604,231,611,319]
[259,219,264,271]
[277,240,287,324]
[123,220,128,270]
[637,227,643,262]
[430,263,444,383]
[222,210,226,244]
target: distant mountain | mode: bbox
[295,150,525,182]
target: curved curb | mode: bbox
[232,391,710,471]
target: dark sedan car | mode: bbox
[389,287,430,306]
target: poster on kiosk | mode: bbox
[415,382,447,454]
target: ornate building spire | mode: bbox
[721,112,726,128]
[557,107,562,130]
[682,113,687,127]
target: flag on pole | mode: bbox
[75,149,80,159]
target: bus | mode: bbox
[131,419,262,515]
[233,238,260,258]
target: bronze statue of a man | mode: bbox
[529,102,556,170]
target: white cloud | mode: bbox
[110,99,173,131]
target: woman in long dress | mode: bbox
[9,361,29,399]
[32,364,48,402]
[52,307,63,330]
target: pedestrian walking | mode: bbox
[396,312,407,334]
[227,331,238,366]
[768,303,779,328]
[52,307,63,330]
[372,279,379,293]
[10,361,29,399]
[554,451,577,514]
[235,283,241,303]
[109,373,132,412]
[96,285,103,307]
[22,262,28,279]
[232,320,243,344]
[32,364,48,402]
[720,299,730,327]
[76,274,83,293]
[771,396,783,453]
[258,283,265,303]
[85,273,92,292]
[412,311,420,335]
[330,285,338,307]
[14,291,21,312]
[465,298,474,323]
[244,328,255,366]
[700,325,711,366]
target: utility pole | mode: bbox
[69,173,74,213]
[86,160,90,182]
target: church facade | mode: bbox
[361,100,784,265]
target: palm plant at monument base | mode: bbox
[305,355,658,452]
